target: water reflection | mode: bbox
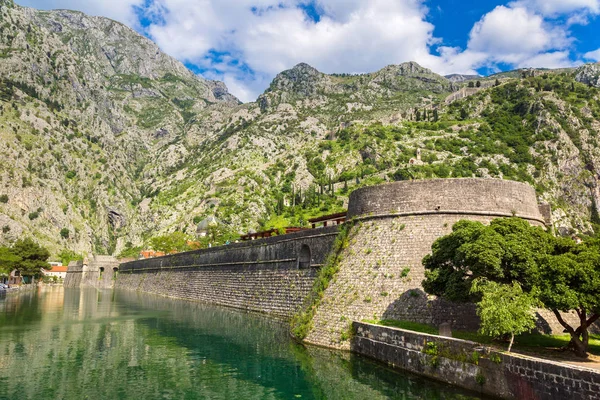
[0,288,485,400]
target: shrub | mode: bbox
[0,194,8,203]
[60,228,69,239]
[28,211,39,220]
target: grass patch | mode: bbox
[363,319,600,356]
[291,222,355,340]
[364,319,439,335]
[514,333,600,355]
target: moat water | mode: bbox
[0,287,486,399]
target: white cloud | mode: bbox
[511,0,600,17]
[585,48,600,61]
[14,0,593,102]
[517,51,578,69]
[143,0,438,101]
[466,6,570,65]
[16,0,143,24]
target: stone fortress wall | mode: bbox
[68,178,562,342]
[115,226,340,319]
[304,179,551,349]
[64,255,120,289]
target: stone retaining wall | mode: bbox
[115,226,340,319]
[352,322,600,400]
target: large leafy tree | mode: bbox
[11,238,50,278]
[422,218,600,358]
[0,246,19,275]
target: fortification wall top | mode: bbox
[347,178,543,223]
[119,225,340,272]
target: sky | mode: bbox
[15,0,600,102]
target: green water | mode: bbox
[0,287,485,400]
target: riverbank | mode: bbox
[1,284,37,296]
[352,322,600,400]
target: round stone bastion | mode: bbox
[305,178,549,349]
[347,178,545,224]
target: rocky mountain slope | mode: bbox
[0,0,600,257]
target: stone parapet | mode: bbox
[352,322,600,400]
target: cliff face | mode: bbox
[0,1,600,258]
[0,1,239,255]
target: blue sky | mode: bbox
[16,0,600,102]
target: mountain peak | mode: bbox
[377,61,436,77]
[264,62,324,97]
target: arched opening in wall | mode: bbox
[99,267,104,280]
[298,244,311,269]
[113,267,119,280]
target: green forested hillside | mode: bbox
[0,0,599,258]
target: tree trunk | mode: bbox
[508,333,515,352]
[552,309,599,358]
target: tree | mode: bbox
[60,228,70,239]
[471,280,538,352]
[422,218,600,358]
[433,109,439,122]
[150,231,191,253]
[460,108,468,120]
[199,223,239,248]
[495,79,500,87]
[0,246,19,276]
[11,238,50,280]
[58,249,82,266]
[476,80,481,88]
[468,81,475,88]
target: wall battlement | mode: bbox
[347,178,545,224]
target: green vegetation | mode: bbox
[291,222,354,340]
[58,249,82,266]
[118,242,143,259]
[423,218,600,358]
[364,319,600,356]
[0,194,8,203]
[363,319,438,335]
[471,280,538,352]
[0,238,49,279]
[149,231,195,253]
[59,228,69,239]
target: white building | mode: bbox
[42,266,68,280]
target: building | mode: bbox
[240,227,309,241]
[3,270,22,286]
[308,212,347,229]
[43,265,68,280]
[139,250,166,259]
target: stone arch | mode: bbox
[99,267,105,280]
[112,267,119,280]
[298,244,311,269]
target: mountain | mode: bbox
[445,74,480,83]
[1,0,600,258]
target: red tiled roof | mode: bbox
[49,266,68,272]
